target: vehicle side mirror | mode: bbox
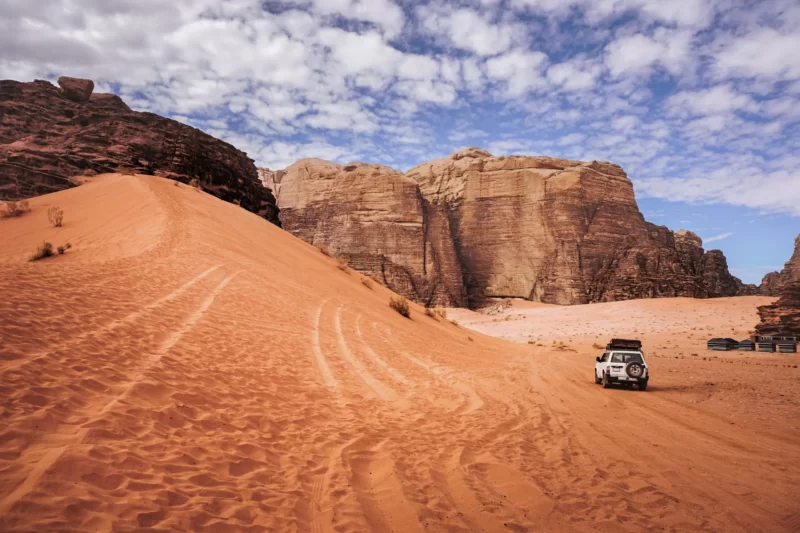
[596,357,601,362]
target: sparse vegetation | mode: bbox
[451,319,459,326]
[47,206,64,227]
[468,336,474,342]
[390,296,410,318]
[425,308,437,319]
[1,200,31,218]
[336,258,349,273]
[57,243,72,255]
[118,167,136,176]
[189,178,201,189]
[592,343,604,350]
[318,245,331,256]
[433,308,447,320]
[361,277,373,289]
[30,242,54,261]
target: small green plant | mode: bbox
[361,277,373,289]
[30,242,54,261]
[47,206,64,227]
[389,296,410,318]
[2,200,30,218]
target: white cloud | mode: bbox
[666,84,759,117]
[713,28,800,82]
[704,232,734,244]
[416,6,526,57]
[605,29,693,78]
[485,49,549,96]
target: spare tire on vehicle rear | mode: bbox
[626,362,644,379]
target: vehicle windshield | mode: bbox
[611,352,643,364]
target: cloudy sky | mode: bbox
[2,0,798,283]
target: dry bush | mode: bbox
[592,343,604,350]
[361,277,373,289]
[118,167,136,176]
[47,206,64,227]
[425,308,437,319]
[57,243,72,255]
[2,200,31,218]
[434,308,447,319]
[389,296,410,318]
[318,244,331,256]
[189,178,201,189]
[30,242,54,261]
[336,258,349,273]
[468,336,474,342]
[450,319,459,326]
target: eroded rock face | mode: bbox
[269,149,748,307]
[757,235,800,336]
[277,159,466,306]
[0,78,279,224]
[759,271,783,296]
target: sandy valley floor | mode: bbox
[1,174,798,532]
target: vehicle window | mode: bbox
[600,353,609,362]
[612,352,643,364]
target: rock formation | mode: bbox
[268,148,750,307]
[276,159,466,306]
[0,77,279,225]
[757,235,800,336]
[758,271,783,296]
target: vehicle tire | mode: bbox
[602,373,611,389]
[595,371,602,384]
[626,362,644,379]
[639,381,648,391]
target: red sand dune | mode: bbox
[1,174,798,532]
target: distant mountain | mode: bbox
[757,235,800,336]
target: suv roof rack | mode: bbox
[606,338,642,351]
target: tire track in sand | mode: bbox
[354,316,410,386]
[334,306,398,402]
[0,264,222,375]
[311,299,339,390]
[0,272,237,516]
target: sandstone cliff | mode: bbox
[276,159,466,306]
[0,77,279,224]
[268,148,748,307]
[758,271,783,296]
[757,235,800,336]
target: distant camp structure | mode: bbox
[706,335,797,353]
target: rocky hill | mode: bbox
[265,148,751,307]
[0,77,279,224]
[757,235,800,336]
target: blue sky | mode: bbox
[1,0,798,283]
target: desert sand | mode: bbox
[1,174,798,532]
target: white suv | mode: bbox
[594,339,649,391]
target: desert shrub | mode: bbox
[189,178,201,189]
[468,336,474,342]
[361,277,373,289]
[592,343,604,350]
[450,319,459,326]
[389,296,410,318]
[434,308,447,319]
[318,244,331,256]
[30,242,54,261]
[425,308,437,319]
[2,200,31,218]
[47,206,64,227]
[118,167,136,176]
[336,258,349,273]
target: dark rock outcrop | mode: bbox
[758,271,783,296]
[0,77,279,225]
[268,148,748,307]
[757,235,800,336]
